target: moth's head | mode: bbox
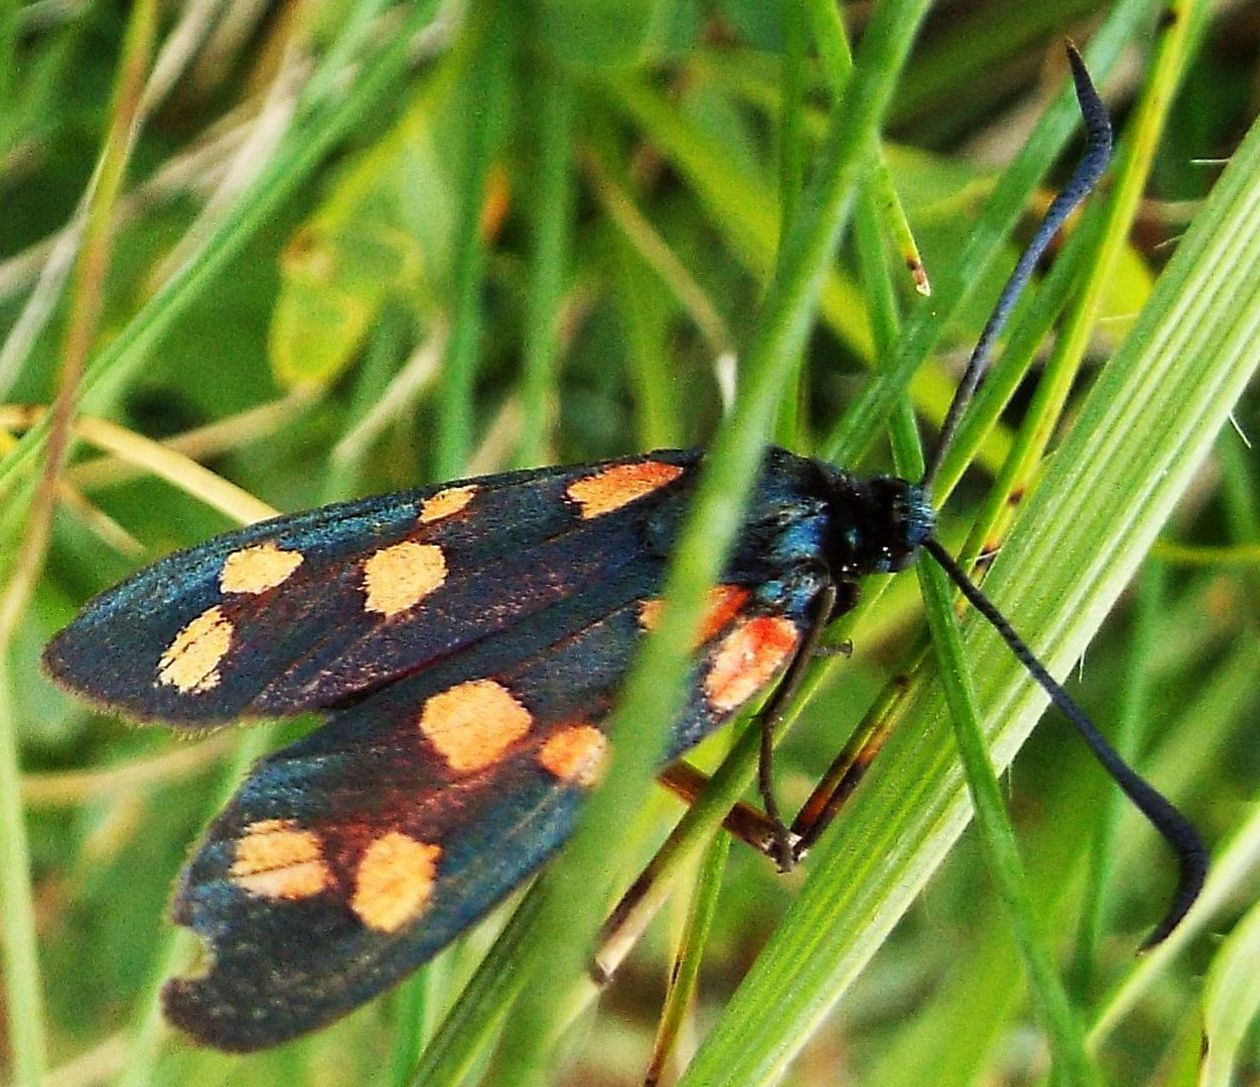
[871,477,935,572]
[825,474,934,577]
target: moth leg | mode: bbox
[657,580,841,869]
[658,761,793,857]
[810,581,857,658]
[754,581,837,871]
[812,640,853,659]
[594,583,840,986]
[789,682,901,859]
[595,763,799,990]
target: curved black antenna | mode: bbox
[921,44,1113,494]
[898,45,1204,943]
[924,539,1207,947]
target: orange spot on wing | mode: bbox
[639,584,752,647]
[219,542,304,595]
[565,460,684,519]
[420,485,478,524]
[352,832,442,932]
[231,819,330,900]
[703,617,799,712]
[418,679,532,773]
[538,725,609,786]
[362,541,447,617]
[157,606,234,693]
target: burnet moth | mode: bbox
[43,45,1205,1052]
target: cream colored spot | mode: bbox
[219,542,304,595]
[362,541,447,617]
[703,617,799,711]
[157,606,234,693]
[419,485,478,524]
[639,584,752,647]
[538,726,609,787]
[418,679,532,773]
[352,831,442,932]
[566,460,685,519]
[231,819,330,900]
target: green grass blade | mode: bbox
[1194,844,1260,1086]
[674,101,1260,1087]
[822,0,1158,466]
[491,2,933,1082]
[867,116,1097,1086]
[0,658,46,1087]
[433,3,511,479]
[515,52,574,469]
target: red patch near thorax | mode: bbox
[703,616,799,712]
[639,584,752,647]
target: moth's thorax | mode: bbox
[731,450,936,591]
[814,468,934,577]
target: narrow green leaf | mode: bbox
[493,2,933,1081]
[676,101,1260,1087]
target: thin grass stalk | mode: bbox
[0,660,46,1087]
[859,124,1100,1082]
[822,0,1159,467]
[433,2,512,479]
[327,312,414,501]
[0,0,17,152]
[0,3,156,1081]
[584,145,737,368]
[915,557,1101,1087]
[115,727,276,1087]
[643,834,731,1085]
[407,886,537,1086]
[490,3,933,1083]
[962,0,1202,567]
[675,80,1260,1087]
[802,0,928,297]
[605,72,974,456]
[773,0,807,446]
[386,953,429,1087]
[888,0,1118,124]
[608,235,688,450]
[516,50,574,469]
[928,204,1104,504]
[1071,564,1163,994]
[1090,793,1260,1050]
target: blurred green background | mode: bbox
[2,0,1258,1084]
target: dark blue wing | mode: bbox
[44,452,699,725]
[161,567,819,1050]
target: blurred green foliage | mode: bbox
[2,1,1258,1085]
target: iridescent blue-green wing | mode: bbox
[43,452,698,726]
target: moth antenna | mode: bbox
[924,538,1207,946]
[921,43,1112,494]
[915,47,1203,947]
